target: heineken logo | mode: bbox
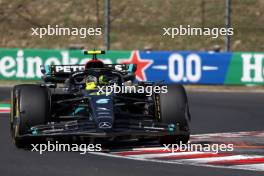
[0,50,112,79]
[241,53,264,83]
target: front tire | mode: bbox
[10,84,50,148]
[158,84,190,145]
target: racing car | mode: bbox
[10,50,191,148]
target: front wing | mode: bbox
[19,119,189,139]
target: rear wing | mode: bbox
[40,64,137,83]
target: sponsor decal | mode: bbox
[240,53,264,83]
[54,65,85,73]
[96,99,110,104]
[0,49,116,79]
[225,52,264,85]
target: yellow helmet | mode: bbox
[85,82,96,90]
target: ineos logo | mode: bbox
[96,99,110,104]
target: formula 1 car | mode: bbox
[10,50,191,148]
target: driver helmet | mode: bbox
[85,75,97,90]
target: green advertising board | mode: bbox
[0,49,131,80]
[0,48,264,85]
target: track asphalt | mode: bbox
[0,87,263,176]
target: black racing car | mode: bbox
[10,50,191,148]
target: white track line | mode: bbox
[232,163,264,171]
[119,151,203,159]
[181,155,263,164]
[90,152,264,172]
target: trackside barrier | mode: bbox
[0,49,263,85]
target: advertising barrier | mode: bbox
[0,49,263,85]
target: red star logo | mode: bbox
[118,51,153,81]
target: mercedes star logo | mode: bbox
[98,122,112,129]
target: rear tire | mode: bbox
[10,84,50,148]
[158,84,190,145]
